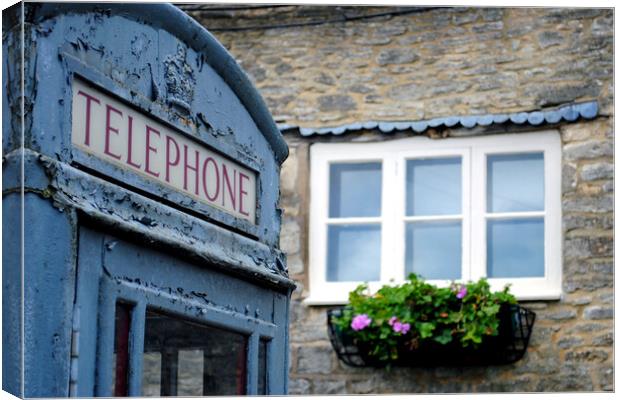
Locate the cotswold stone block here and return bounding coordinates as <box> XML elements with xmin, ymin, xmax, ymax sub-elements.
<box><xmin>591</xmin><ymin>261</ymin><xmax>613</xmax><ymax>274</ymax></box>
<box><xmin>472</xmin><ymin>21</ymin><xmax>503</xmax><ymax>33</ymax></box>
<box><xmin>557</xmin><ymin>336</ymin><xmax>584</xmax><ymax>349</ymax></box>
<box><xmin>538</xmin><ymin>31</ymin><xmax>565</xmax><ymax>48</ymax></box>
<box><xmin>290</xmin><ymin>324</ymin><xmax>328</xmax><ymax>342</ymax></box>
<box><xmin>592</xmin><ymin>332</ymin><xmax>613</xmax><ymax>346</ymax></box>
<box><xmin>566</xmin><ymin>323</ymin><xmax>608</xmax><ymax>334</ymax></box>
<box><xmin>562</xmin><ymin>195</ymin><xmax>613</xmax><ymax>213</ymax></box>
<box><xmin>354</xmin><ymin>36</ymin><xmax>392</xmax><ymax>46</ymax></box>
<box><xmin>568</xmin><ymin>296</ymin><xmax>592</xmax><ymax>305</ymax></box>
<box><xmin>387</xmin><ymin>83</ymin><xmax>423</xmax><ymax>101</ymax></box>
<box><xmin>287</xmin><ymin>254</ymin><xmax>304</xmax><ymax>276</ymax></box>
<box><xmin>564</xmin><ymin>236</ymin><xmax>613</xmax><ymax>259</ymax></box>
<box><xmin>584</xmin><ymin>306</ymin><xmax>613</xmax><ymax>320</ymax></box>
<box><xmin>535</xmin><ymin>82</ymin><xmax>600</xmax><ymax>107</ymax></box>
<box><xmin>564</xmin><ymin>274</ymin><xmax>613</xmax><ymax>292</ymax></box>
<box><xmin>313</xmin><ymin>380</ymin><xmax>347</xmax><ymax>394</ymax></box>
<box><xmin>377</xmin><ymin>49</ymin><xmax>419</xmax><ymax>65</ymax></box>
<box><xmin>315</xmin><ymin>72</ymin><xmax>335</xmax><ymax>86</ymax></box>
<box><xmin>541</xmin><ymin>309</ymin><xmax>577</xmax><ymax>321</ymax></box>
<box><xmin>476</xmin><ymin>377</ymin><xmax>533</xmax><ymax>393</ymax></box>
<box><xmin>563</xmin><ymin>213</ymin><xmax>613</xmax><ymax>231</ymax></box>
<box><xmin>535</xmin><ymin>368</ymin><xmax>594</xmax><ymax>391</ymax></box>
<box><xmin>317</xmin><ymin>95</ymin><xmax>356</xmax><ymax>112</ymax></box>
<box><xmin>297</xmin><ymin>346</ymin><xmax>333</xmax><ymax>374</ymax></box>
<box><xmin>349</xmin><ymin>378</ymin><xmax>376</xmax><ymax>394</ymax></box>
<box><xmin>565</xmin><ymin>349</ymin><xmax>609</xmax><ymax>363</ymax></box>
<box><xmin>280</xmin><ymin>148</ymin><xmax>298</xmax><ymax>195</ymax></box>
<box><xmin>348</xmin><ymin>84</ymin><xmax>374</xmax><ymax>94</ymax></box>
<box><xmin>275</xmin><ymin>62</ymin><xmax>292</xmax><ymax>74</ymax></box>
<box><xmin>452</xmin><ymin>9</ymin><xmax>479</xmax><ymax>25</ymax></box>
<box><xmin>280</xmin><ymin>219</ymin><xmax>301</xmax><ymax>254</ymax></box>
<box><xmin>599</xmin><ymin>368</ymin><xmax>614</xmax><ymax>391</ymax></box>
<box><xmin>581</xmin><ymin>162</ymin><xmax>614</xmax><ymax>181</ymax></box>
<box><xmin>562</xmin><ymin>163</ymin><xmax>577</xmax><ymax>192</ymax></box>
<box><xmin>563</xmin><ymin>140</ymin><xmax>613</xmax><ymax>161</ymax></box>
<box><xmin>481</xmin><ymin>8</ymin><xmax>503</xmax><ymax>21</ymax></box>
<box><xmin>289</xmin><ymin>379</ymin><xmax>311</xmax><ymax>395</ymax></box>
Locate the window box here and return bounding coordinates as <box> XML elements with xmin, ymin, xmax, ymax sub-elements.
<box><xmin>327</xmin><ymin>303</ymin><xmax>536</xmax><ymax>368</ymax></box>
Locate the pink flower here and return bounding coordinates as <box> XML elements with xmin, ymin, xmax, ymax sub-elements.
<box><xmin>351</xmin><ymin>314</ymin><xmax>372</xmax><ymax>331</ymax></box>
<box><xmin>392</xmin><ymin>321</ymin><xmax>411</xmax><ymax>335</ymax></box>
<box><xmin>456</xmin><ymin>286</ymin><xmax>468</xmax><ymax>299</ymax></box>
<box><xmin>388</xmin><ymin>316</ymin><xmax>398</xmax><ymax>326</ymax></box>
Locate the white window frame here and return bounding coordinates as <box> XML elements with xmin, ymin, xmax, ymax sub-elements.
<box><xmin>306</xmin><ymin>131</ymin><xmax>562</xmax><ymax>305</ymax></box>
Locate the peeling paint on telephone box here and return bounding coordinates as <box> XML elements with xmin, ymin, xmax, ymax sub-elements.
<box><xmin>2</xmin><ymin>3</ymin><xmax>293</xmax><ymax>397</ymax></box>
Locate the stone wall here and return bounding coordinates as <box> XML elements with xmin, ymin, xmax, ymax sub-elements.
<box><xmin>185</xmin><ymin>6</ymin><xmax>613</xmax><ymax>393</ymax></box>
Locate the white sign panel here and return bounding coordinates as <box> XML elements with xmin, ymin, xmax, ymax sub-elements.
<box><xmin>71</xmin><ymin>78</ymin><xmax>257</xmax><ymax>223</ymax></box>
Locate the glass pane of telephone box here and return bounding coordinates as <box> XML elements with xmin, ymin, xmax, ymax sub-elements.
<box><xmin>142</xmin><ymin>309</ymin><xmax>248</xmax><ymax>396</ymax></box>
<box><xmin>257</xmin><ymin>339</ymin><xmax>268</xmax><ymax>395</ymax></box>
<box><xmin>112</xmin><ymin>302</ymin><xmax>133</xmax><ymax>397</ymax></box>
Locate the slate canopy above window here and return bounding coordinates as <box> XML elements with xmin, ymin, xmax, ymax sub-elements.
<box><xmin>307</xmin><ymin>131</ymin><xmax>562</xmax><ymax>304</ymax></box>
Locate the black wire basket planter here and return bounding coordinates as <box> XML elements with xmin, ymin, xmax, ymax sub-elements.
<box><xmin>327</xmin><ymin>304</ymin><xmax>536</xmax><ymax>368</ymax></box>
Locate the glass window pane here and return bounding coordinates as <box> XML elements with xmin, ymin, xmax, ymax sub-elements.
<box><xmin>487</xmin><ymin>218</ymin><xmax>544</xmax><ymax>278</ymax></box>
<box><xmin>142</xmin><ymin>309</ymin><xmax>248</xmax><ymax>396</ymax></box>
<box><xmin>177</xmin><ymin>350</ymin><xmax>204</xmax><ymax>396</ymax></box>
<box><xmin>257</xmin><ymin>340</ymin><xmax>268</xmax><ymax>395</ymax></box>
<box><xmin>487</xmin><ymin>153</ymin><xmax>544</xmax><ymax>212</ymax></box>
<box><xmin>329</xmin><ymin>162</ymin><xmax>382</xmax><ymax>218</ymax></box>
<box><xmin>405</xmin><ymin>221</ymin><xmax>462</xmax><ymax>280</ymax></box>
<box><xmin>142</xmin><ymin>352</ymin><xmax>162</xmax><ymax>397</ymax></box>
<box><xmin>406</xmin><ymin>158</ymin><xmax>462</xmax><ymax>216</ymax></box>
<box><xmin>327</xmin><ymin>224</ymin><xmax>381</xmax><ymax>282</ymax></box>
<box><xmin>112</xmin><ymin>302</ymin><xmax>132</xmax><ymax>397</ymax></box>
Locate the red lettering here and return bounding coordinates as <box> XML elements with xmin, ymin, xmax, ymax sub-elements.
<box><xmin>222</xmin><ymin>164</ymin><xmax>237</xmax><ymax>210</ymax></box>
<box><xmin>145</xmin><ymin>125</ymin><xmax>160</xmax><ymax>177</ymax></box>
<box><xmin>238</xmin><ymin>172</ymin><xmax>250</xmax><ymax>216</ymax></box>
<box><xmin>183</xmin><ymin>145</ymin><xmax>200</xmax><ymax>195</ymax></box>
<box><xmin>165</xmin><ymin>136</ymin><xmax>180</xmax><ymax>183</ymax></box>
<box><xmin>77</xmin><ymin>90</ymin><xmax>101</xmax><ymax>147</ymax></box>
<box><xmin>104</xmin><ymin>104</ymin><xmax>122</xmax><ymax>160</ymax></box>
<box><xmin>126</xmin><ymin>115</ymin><xmax>141</xmax><ymax>169</ymax></box>
<box><xmin>202</xmin><ymin>157</ymin><xmax>220</xmax><ymax>202</ymax></box>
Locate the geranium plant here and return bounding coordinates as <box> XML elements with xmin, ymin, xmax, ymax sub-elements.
<box><xmin>331</xmin><ymin>274</ymin><xmax>518</xmax><ymax>363</ymax></box>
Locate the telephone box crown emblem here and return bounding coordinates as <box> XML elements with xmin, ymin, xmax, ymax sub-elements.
<box><xmin>164</xmin><ymin>44</ymin><xmax>195</xmax><ymax>113</ymax></box>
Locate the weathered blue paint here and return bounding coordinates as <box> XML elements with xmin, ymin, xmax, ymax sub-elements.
<box><xmin>3</xmin><ymin>2</ymin><xmax>292</xmax><ymax>397</ymax></box>
<box><xmin>2</xmin><ymin>194</ymin><xmax>23</xmax><ymax>397</ymax></box>
<box><xmin>23</xmin><ymin>194</ymin><xmax>78</xmax><ymax>397</ymax></box>
<box><xmin>283</xmin><ymin>100</ymin><xmax>599</xmax><ymax>136</ymax></box>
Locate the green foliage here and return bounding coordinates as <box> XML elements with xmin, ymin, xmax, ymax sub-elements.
<box><xmin>332</xmin><ymin>274</ymin><xmax>517</xmax><ymax>362</ymax></box>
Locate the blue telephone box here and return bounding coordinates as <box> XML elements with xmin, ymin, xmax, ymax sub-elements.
<box><xmin>3</xmin><ymin>3</ymin><xmax>293</xmax><ymax>397</ymax></box>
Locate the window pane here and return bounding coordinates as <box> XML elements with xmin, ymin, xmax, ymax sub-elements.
<box><xmin>487</xmin><ymin>218</ymin><xmax>544</xmax><ymax>278</ymax></box>
<box><xmin>142</xmin><ymin>309</ymin><xmax>248</xmax><ymax>396</ymax></box>
<box><xmin>177</xmin><ymin>350</ymin><xmax>204</xmax><ymax>396</ymax></box>
<box><xmin>405</xmin><ymin>221</ymin><xmax>461</xmax><ymax>280</ymax></box>
<box><xmin>487</xmin><ymin>153</ymin><xmax>544</xmax><ymax>212</ymax></box>
<box><xmin>142</xmin><ymin>352</ymin><xmax>162</xmax><ymax>397</ymax></box>
<box><xmin>112</xmin><ymin>302</ymin><xmax>132</xmax><ymax>397</ymax></box>
<box><xmin>406</xmin><ymin>158</ymin><xmax>462</xmax><ymax>216</ymax></box>
<box><xmin>257</xmin><ymin>340</ymin><xmax>268</xmax><ymax>395</ymax></box>
<box><xmin>329</xmin><ymin>162</ymin><xmax>382</xmax><ymax>218</ymax></box>
<box><xmin>327</xmin><ymin>224</ymin><xmax>381</xmax><ymax>282</ymax></box>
